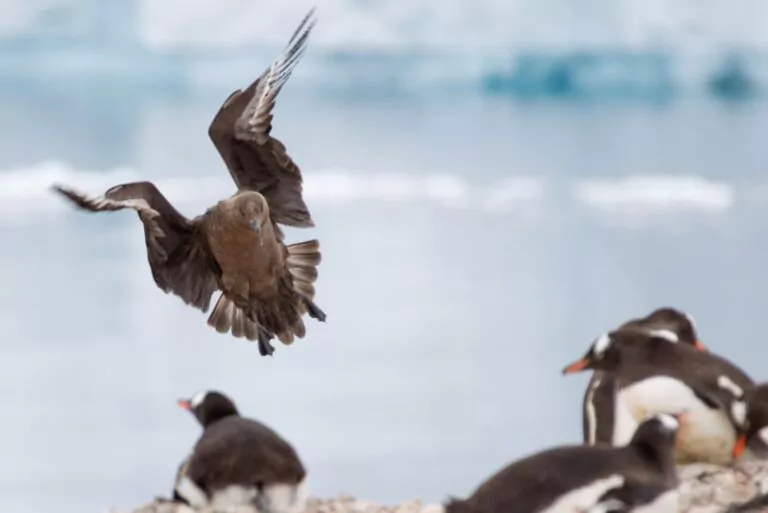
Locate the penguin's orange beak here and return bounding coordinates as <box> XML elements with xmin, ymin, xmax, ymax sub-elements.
<box><xmin>694</xmin><ymin>340</ymin><xmax>708</xmax><ymax>351</ymax></box>
<box><xmin>562</xmin><ymin>358</ymin><xmax>591</xmax><ymax>374</ymax></box>
<box><xmin>177</xmin><ymin>399</ymin><xmax>192</xmax><ymax>410</ymax></box>
<box><xmin>733</xmin><ymin>433</ymin><xmax>748</xmax><ymax>459</ymax></box>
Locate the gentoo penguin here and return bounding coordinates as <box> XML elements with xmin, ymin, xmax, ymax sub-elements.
<box><xmin>444</xmin><ymin>414</ymin><xmax>682</xmax><ymax>513</ymax></box>
<box><xmin>563</xmin><ymin>329</ymin><xmax>754</xmax><ymax>465</ymax></box>
<box><xmin>173</xmin><ymin>390</ymin><xmax>308</xmax><ymax>513</ymax></box>
<box><xmin>582</xmin><ymin>307</ymin><xmax>707</xmax><ymax>446</ymax></box>
<box><xmin>732</xmin><ymin>382</ymin><xmax>768</xmax><ymax>461</ymax></box>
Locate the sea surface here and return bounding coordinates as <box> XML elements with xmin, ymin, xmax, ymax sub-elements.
<box><xmin>3</xmin><ymin>1</ymin><xmax>768</xmax><ymax>512</ymax></box>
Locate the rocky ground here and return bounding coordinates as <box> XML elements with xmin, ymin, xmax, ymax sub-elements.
<box><xmin>111</xmin><ymin>462</ymin><xmax>768</xmax><ymax>513</ymax></box>
<box><xmin>677</xmin><ymin>462</ymin><xmax>768</xmax><ymax>513</ymax></box>
<box><xmin>113</xmin><ymin>496</ymin><xmax>445</xmax><ymax>513</ymax></box>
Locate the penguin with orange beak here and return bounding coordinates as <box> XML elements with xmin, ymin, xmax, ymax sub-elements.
<box><xmin>563</xmin><ymin>329</ymin><xmax>754</xmax><ymax>465</ymax></box>
<box><xmin>580</xmin><ymin>307</ymin><xmax>710</xmax><ymax>448</ymax></box>
<box><xmin>730</xmin><ymin>383</ymin><xmax>768</xmax><ymax>461</ymax></box>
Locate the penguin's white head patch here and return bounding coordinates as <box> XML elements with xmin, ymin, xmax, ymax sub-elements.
<box><xmin>593</xmin><ymin>333</ymin><xmax>612</xmax><ymax>359</ymax></box>
<box><xmin>731</xmin><ymin>400</ymin><xmax>748</xmax><ymax>428</ymax></box>
<box><xmin>656</xmin><ymin>413</ymin><xmax>680</xmax><ymax>431</ymax></box>
<box><xmin>717</xmin><ymin>375</ymin><xmax>745</xmax><ymax>399</ymax></box>
<box><xmin>190</xmin><ymin>390</ymin><xmax>209</xmax><ymax>409</ymax></box>
<box><xmin>758</xmin><ymin>427</ymin><xmax>768</xmax><ymax>447</ymax></box>
<box><xmin>646</xmin><ymin>329</ymin><xmax>679</xmax><ymax>343</ymax></box>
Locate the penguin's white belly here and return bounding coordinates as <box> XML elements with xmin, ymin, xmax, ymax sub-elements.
<box><xmin>618</xmin><ymin>376</ymin><xmax>736</xmax><ymax>464</ymax></box>
<box><xmin>176</xmin><ymin>475</ymin><xmax>309</xmax><ymax>513</ymax></box>
<box><xmin>584</xmin><ymin>375</ymin><xmax>639</xmax><ymax>447</ymax></box>
<box><xmin>539</xmin><ymin>475</ymin><xmax>625</xmax><ymax>513</ymax></box>
<box><xmin>611</xmin><ymin>392</ymin><xmax>639</xmax><ymax>447</ymax></box>
<box><xmin>258</xmin><ymin>478</ymin><xmax>309</xmax><ymax>513</ymax></box>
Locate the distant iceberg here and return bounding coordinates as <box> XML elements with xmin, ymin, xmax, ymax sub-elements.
<box><xmin>0</xmin><ymin>0</ymin><xmax>765</xmax><ymax>100</ymax></box>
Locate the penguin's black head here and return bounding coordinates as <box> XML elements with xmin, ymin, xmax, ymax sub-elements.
<box><xmin>629</xmin><ymin>412</ymin><xmax>685</xmax><ymax>462</ymax></box>
<box><xmin>178</xmin><ymin>390</ymin><xmax>239</xmax><ymax>427</ymax></box>
<box><xmin>561</xmin><ymin>332</ymin><xmax>622</xmax><ymax>375</ymax></box>
<box><xmin>633</xmin><ymin>412</ymin><xmax>684</xmax><ymax>443</ymax></box>
<box><xmin>733</xmin><ymin>383</ymin><xmax>768</xmax><ymax>460</ymax></box>
<box><xmin>561</xmin><ymin>329</ymin><xmax>678</xmax><ymax>375</ymax></box>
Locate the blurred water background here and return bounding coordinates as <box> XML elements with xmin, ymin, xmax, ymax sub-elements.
<box><xmin>2</xmin><ymin>1</ymin><xmax>768</xmax><ymax>512</ymax></box>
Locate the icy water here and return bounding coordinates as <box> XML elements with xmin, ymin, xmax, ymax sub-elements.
<box><xmin>2</xmin><ymin>86</ymin><xmax>768</xmax><ymax>513</ymax></box>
